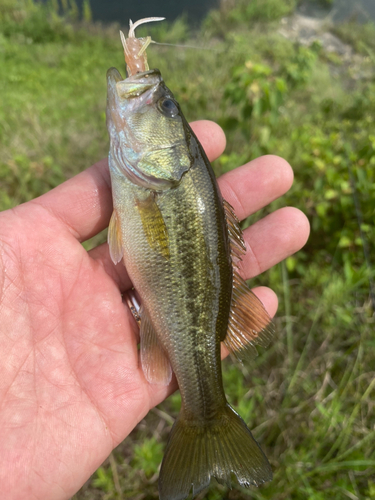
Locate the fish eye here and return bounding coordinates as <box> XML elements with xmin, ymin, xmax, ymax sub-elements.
<box><xmin>158</xmin><ymin>97</ymin><xmax>179</xmax><ymax>118</ymax></box>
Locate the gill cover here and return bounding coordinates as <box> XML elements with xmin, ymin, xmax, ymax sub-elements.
<box><xmin>106</xmin><ymin>68</ymin><xmax>190</xmax><ymax>190</ymax></box>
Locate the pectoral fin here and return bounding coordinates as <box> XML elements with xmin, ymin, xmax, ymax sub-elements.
<box><xmin>140</xmin><ymin>309</ymin><xmax>172</xmax><ymax>386</ymax></box>
<box><xmin>108</xmin><ymin>209</ymin><xmax>124</xmax><ymax>265</ymax></box>
<box><xmin>136</xmin><ymin>193</ymin><xmax>170</xmax><ymax>260</ymax></box>
<box><xmin>223</xmin><ymin>199</ymin><xmax>275</xmax><ymax>361</ymax></box>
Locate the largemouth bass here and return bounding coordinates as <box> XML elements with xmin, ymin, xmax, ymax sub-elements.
<box><xmin>106</xmin><ymin>18</ymin><xmax>275</xmax><ymax>500</ymax></box>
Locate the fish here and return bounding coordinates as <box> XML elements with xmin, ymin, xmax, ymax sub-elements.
<box><xmin>106</xmin><ymin>18</ymin><xmax>275</xmax><ymax>500</ymax></box>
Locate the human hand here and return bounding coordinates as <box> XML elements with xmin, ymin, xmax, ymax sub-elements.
<box><xmin>0</xmin><ymin>121</ymin><xmax>309</xmax><ymax>500</ymax></box>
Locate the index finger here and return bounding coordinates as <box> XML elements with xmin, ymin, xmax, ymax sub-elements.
<box><xmin>218</xmin><ymin>154</ymin><xmax>294</xmax><ymax>221</ymax></box>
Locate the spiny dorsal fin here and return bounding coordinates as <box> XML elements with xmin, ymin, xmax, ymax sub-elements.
<box><xmin>223</xmin><ymin>200</ymin><xmax>275</xmax><ymax>362</ymax></box>
<box><xmin>223</xmin><ymin>199</ymin><xmax>246</xmax><ymax>264</ymax></box>
<box><xmin>140</xmin><ymin>309</ymin><xmax>172</xmax><ymax>385</ymax></box>
<box><xmin>108</xmin><ymin>209</ymin><xmax>124</xmax><ymax>265</ymax></box>
<box><xmin>136</xmin><ymin>193</ymin><xmax>170</xmax><ymax>260</ymax></box>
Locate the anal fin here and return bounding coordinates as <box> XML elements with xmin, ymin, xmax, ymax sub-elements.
<box><xmin>140</xmin><ymin>309</ymin><xmax>172</xmax><ymax>386</ymax></box>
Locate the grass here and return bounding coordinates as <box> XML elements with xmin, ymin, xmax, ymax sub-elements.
<box><xmin>1</xmin><ymin>0</ymin><xmax>374</xmax><ymax>499</ymax></box>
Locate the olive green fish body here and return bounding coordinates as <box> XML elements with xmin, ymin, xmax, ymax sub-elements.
<box><xmin>107</xmin><ymin>67</ymin><xmax>274</xmax><ymax>500</ymax></box>
<box><xmin>112</xmin><ymin>129</ymin><xmax>231</xmax><ymax>419</ymax></box>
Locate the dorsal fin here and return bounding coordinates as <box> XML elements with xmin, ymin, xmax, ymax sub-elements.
<box><xmin>223</xmin><ymin>200</ymin><xmax>275</xmax><ymax>362</ymax></box>
<box><xmin>223</xmin><ymin>199</ymin><xmax>246</xmax><ymax>264</ymax></box>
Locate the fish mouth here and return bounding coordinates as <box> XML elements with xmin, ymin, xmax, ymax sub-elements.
<box><xmin>106</xmin><ymin>68</ymin><xmax>163</xmax><ymax>101</ymax></box>
<box><xmin>126</xmin><ymin>68</ymin><xmax>161</xmax><ymax>80</ymax></box>
<box><xmin>107</xmin><ymin>67</ymin><xmax>161</xmax><ymax>82</ymax></box>
<box><xmin>115</xmin><ymin>69</ymin><xmax>163</xmax><ymax>99</ymax></box>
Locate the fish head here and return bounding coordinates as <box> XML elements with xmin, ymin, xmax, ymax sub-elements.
<box><xmin>106</xmin><ymin>68</ymin><xmax>191</xmax><ymax>190</ymax></box>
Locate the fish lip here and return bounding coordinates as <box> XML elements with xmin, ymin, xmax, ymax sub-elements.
<box><xmin>107</xmin><ymin>68</ymin><xmax>163</xmax><ymax>101</ymax></box>
<box><xmin>106</xmin><ymin>68</ymin><xmax>162</xmax><ymax>83</ymax></box>
<box><xmin>125</xmin><ymin>68</ymin><xmax>162</xmax><ymax>81</ymax></box>
<box><xmin>120</xmin><ymin>69</ymin><xmax>163</xmax><ymax>91</ymax></box>
<box><xmin>115</xmin><ymin>68</ymin><xmax>163</xmax><ymax>101</ymax></box>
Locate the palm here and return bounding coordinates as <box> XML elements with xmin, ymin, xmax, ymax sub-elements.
<box><xmin>0</xmin><ymin>121</ymin><xmax>309</xmax><ymax>500</ymax></box>
<box><xmin>1</xmin><ymin>200</ymin><xmax>174</xmax><ymax>499</ymax></box>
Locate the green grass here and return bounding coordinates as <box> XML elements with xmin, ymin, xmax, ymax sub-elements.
<box><xmin>332</xmin><ymin>21</ymin><xmax>375</xmax><ymax>56</ymax></box>
<box><xmin>1</xmin><ymin>0</ymin><xmax>375</xmax><ymax>498</ymax></box>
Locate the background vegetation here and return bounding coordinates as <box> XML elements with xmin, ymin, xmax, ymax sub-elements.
<box><xmin>0</xmin><ymin>0</ymin><xmax>374</xmax><ymax>498</ymax></box>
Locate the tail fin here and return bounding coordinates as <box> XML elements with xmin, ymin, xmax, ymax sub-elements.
<box><xmin>159</xmin><ymin>404</ymin><xmax>272</xmax><ymax>500</ymax></box>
